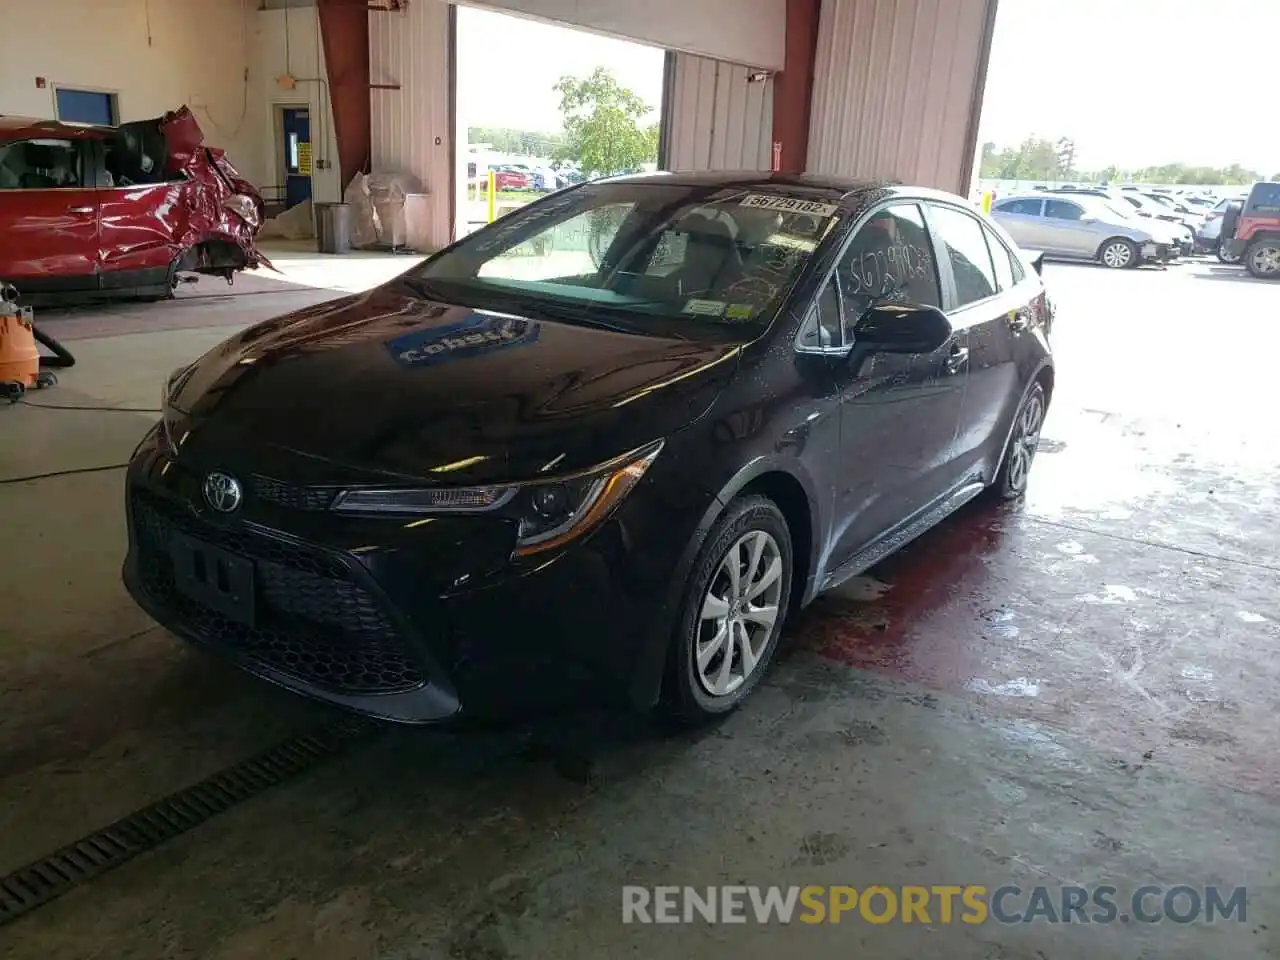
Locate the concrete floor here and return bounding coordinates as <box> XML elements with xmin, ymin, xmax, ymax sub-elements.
<box><xmin>1</xmin><ymin>254</ymin><xmax>1278</xmax><ymax>958</ymax></box>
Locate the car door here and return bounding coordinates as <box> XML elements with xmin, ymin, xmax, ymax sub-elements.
<box><xmin>927</xmin><ymin>204</ymin><xmax>1028</xmax><ymax>479</ymax></box>
<box><xmin>1040</xmin><ymin>198</ymin><xmax>1097</xmax><ymax>256</ymax></box>
<box><xmin>0</xmin><ymin>136</ymin><xmax>99</xmax><ymax>293</ymax></box>
<box><xmin>96</xmin><ymin>118</ymin><xmax>190</xmax><ymax>291</ymax></box>
<box><xmin>991</xmin><ymin>197</ymin><xmax>1047</xmax><ymax>250</ymax></box>
<box><xmin>817</xmin><ymin>201</ymin><xmax>968</xmax><ymax>568</ymax></box>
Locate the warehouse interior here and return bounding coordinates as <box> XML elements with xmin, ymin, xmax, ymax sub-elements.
<box><xmin>2</xmin><ymin>1</ymin><xmax>1278</xmax><ymax>957</ymax></box>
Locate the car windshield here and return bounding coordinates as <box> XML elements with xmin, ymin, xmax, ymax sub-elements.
<box><xmin>409</xmin><ymin>181</ymin><xmax>842</xmax><ymax>341</ymax></box>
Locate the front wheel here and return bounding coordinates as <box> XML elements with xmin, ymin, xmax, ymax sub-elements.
<box><xmin>663</xmin><ymin>495</ymin><xmax>793</xmax><ymax>724</ymax></box>
<box><xmin>989</xmin><ymin>382</ymin><xmax>1047</xmax><ymax>501</ymax></box>
<box><xmin>1099</xmin><ymin>238</ymin><xmax>1138</xmax><ymax>269</ymax></box>
<box><xmin>1245</xmin><ymin>239</ymin><xmax>1280</xmax><ymax>279</ymax></box>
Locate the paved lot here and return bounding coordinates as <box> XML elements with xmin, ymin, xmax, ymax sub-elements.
<box><xmin>1</xmin><ymin>256</ymin><xmax>1277</xmax><ymax>958</ymax></box>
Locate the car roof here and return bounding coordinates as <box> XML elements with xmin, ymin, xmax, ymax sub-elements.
<box><xmin>0</xmin><ymin>115</ymin><xmax>111</xmax><ymax>141</ymax></box>
<box><xmin>595</xmin><ymin>170</ymin><xmax>969</xmax><ymax>209</ymax></box>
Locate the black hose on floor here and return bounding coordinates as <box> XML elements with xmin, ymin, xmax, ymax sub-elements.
<box><xmin>32</xmin><ymin>325</ymin><xmax>76</xmax><ymax>368</ymax></box>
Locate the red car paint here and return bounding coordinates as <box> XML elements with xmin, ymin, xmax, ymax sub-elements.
<box><xmin>480</xmin><ymin>170</ymin><xmax>531</xmax><ymax>191</ymax></box>
<box><xmin>0</xmin><ymin>106</ymin><xmax>268</xmax><ymax>303</ymax></box>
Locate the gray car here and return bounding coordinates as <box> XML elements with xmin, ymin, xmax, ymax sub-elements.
<box><xmin>991</xmin><ymin>194</ymin><xmax>1179</xmax><ymax>269</ymax></box>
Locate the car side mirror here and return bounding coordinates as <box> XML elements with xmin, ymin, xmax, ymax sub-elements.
<box><xmin>851</xmin><ymin>303</ymin><xmax>953</xmax><ymax>355</ymax></box>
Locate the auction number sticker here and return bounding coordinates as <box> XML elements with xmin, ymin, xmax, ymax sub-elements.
<box><xmin>740</xmin><ymin>194</ymin><xmax>839</xmax><ymax>217</ymax></box>
<box><xmin>682</xmin><ymin>299</ymin><xmax>727</xmax><ymax>317</ymax></box>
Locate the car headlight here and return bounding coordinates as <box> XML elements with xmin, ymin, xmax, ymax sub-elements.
<box><xmin>331</xmin><ymin>441</ymin><xmax>663</xmax><ymax>558</ymax></box>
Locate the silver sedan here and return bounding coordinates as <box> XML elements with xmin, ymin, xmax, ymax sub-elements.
<box><xmin>991</xmin><ymin>194</ymin><xmax>1179</xmax><ymax>268</ymax></box>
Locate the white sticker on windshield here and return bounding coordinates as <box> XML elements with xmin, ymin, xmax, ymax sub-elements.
<box><xmin>740</xmin><ymin>194</ymin><xmax>839</xmax><ymax>217</ymax></box>
<box><xmin>682</xmin><ymin>298</ymin><xmax>726</xmax><ymax>317</ymax></box>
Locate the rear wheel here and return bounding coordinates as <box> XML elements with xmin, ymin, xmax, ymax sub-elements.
<box><xmin>1098</xmin><ymin>238</ymin><xmax>1138</xmax><ymax>269</ymax></box>
<box><xmin>1218</xmin><ymin>240</ymin><xmax>1243</xmax><ymax>264</ymax></box>
<box><xmin>989</xmin><ymin>383</ymin><xmax>1046</xmax><ymax>501</ymax></box>
<box><xmin>663</xmin><ymin>495</ymin><xmax>793</xmax><ymax>725</ymax></box>
<box><xmin>1245</xmin><ymin>239</ymin><xmax>1280</xmax><ymax>279</ymax></box>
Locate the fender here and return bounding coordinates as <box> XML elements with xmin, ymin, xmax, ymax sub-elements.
<box><xmin>990</xmin><ymin>357</ymin><xmax>1055</xmax><ymax>480</ymax></box>
<box><xmin>626</xmin><ymin>454</ymin><xmax>826</xmax><ymax>710</ymax></box>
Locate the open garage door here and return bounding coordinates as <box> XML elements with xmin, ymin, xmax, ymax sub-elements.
<box><xmin>807</xmin><ymin>0</ymin><xmax>998</xmax><ymax>194</ymax></box>
<box><xmin>457</xmin><ymin>0</ymin><xmax>785</xmax><ymax>70</ymax></box>
<box><xmin>660</xmin><ymin>54</ymin><xmax>774</xmax><ymax>171</ymax></box>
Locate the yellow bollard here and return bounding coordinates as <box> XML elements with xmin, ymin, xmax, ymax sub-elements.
<box><xmin>981</xmin><ymin>190</ymin><xmax>993</xmax><ymax>215</ymax></box>
<box><xmin>487</xmin><ymin>170</ymin><xmax>496</xmax><ymax>223</ymax></box>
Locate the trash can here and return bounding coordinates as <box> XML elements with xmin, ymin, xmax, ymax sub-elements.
<box><xmin>315</xmin><ymin>202</ymin><xmax>352</xmax><ymax>255</ymax></box>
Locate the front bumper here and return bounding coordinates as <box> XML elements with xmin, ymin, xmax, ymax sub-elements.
<box><xmin>1140</xmin><ymin>241</ymin><xmax>1174</xmax><ymax>262</ymax></box>
<box><xmin>121</xmin><ymin>425</ymin><xmax>706</xmax><ymax>723</ymax></box>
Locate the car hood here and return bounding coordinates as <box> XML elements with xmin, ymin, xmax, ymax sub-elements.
<box><xmin>166</xmin><ymin>283</ymin><xmax>741</xmax><ymax>485</ymax></box>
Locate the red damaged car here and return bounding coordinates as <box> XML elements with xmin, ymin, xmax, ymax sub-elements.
<box><xmin>0</xmin><ymin>106</ymin><xmax>267</xmax><ymax>304</ymax></box>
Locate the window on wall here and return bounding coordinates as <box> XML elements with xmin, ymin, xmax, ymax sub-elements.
<box><xmin>54</xmin><ymin>89</ymin><xmax>118</xmax><ymax>126</ymax></box>
<box><xmin>0</xmin><ymin>139</ymin><xmax>84</xmax><ymax>190</ymax></box>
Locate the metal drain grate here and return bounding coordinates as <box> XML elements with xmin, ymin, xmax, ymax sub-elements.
<box><xmin>0</xmin><ymin>714</ymin><xmax>381</xmax><ymax>927</ymax></box>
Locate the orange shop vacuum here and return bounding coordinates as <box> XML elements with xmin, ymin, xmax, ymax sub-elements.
<box><xmin>0</xmin><ymin>282</ymin><xmax>74</xmax><ymax>402</ymax></box>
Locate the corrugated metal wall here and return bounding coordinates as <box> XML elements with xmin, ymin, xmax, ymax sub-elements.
<box><xmin>368</xmin><ymin>1</ymin><xmax>454</xmax><ymax>250</ymax></box>
<box><xmin>663</xmin><ymin>53</ymin><xmax>774</xmax><ymax>171</ymax></box>
<box><xmin>806</xmin><ymin>0</ymin><xmax>996</xmax><ymax>194</ymax></box>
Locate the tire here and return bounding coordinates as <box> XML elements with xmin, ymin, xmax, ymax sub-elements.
<box><xmin>1245</xmin><ymin>239</ymin><xmax>1280</xmax><ymax>280</ymax></box>
<box><xmin>1217</xmin><ymin>240</ymin><xmax>1243</xmax><ymax>264</ymax></box>
<box><xmin>1098</xmin><ymin>238</ymin><xmax>1138</xmax><ymax>269</ymax></box>
<box><xmin>989</xmin><ymin>382</ymin><xmax>1047</xmax><ymax>501</ymax></box>
<box><xmin>662</xmin><ymin>495</ymin><xmax>793</xmax><ymax>725</ymax></box>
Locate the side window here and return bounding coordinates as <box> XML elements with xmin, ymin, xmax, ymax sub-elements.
<box><xmin>1044</xmin><ymin>199</ymin><xmax>1084</xmax><ymax>221</ymax></box>
<box><xmin>0</xmin><ymin>139</ymin><xmax>83</xmax><ymax>190</ymax></box>
<box><xmin>929</xmin><ymin>205</ymin><xmax>999</xmax><ymax>307</ymax></box>
<box><xmin>797</xmin><ymin>278</ymin><xmax>841</xmax><ymax>351</ymax></box>
<box><xmin>1248</xmin><ymin>183</ymin><xmax>1280</xmax><ymax>214</ymax></box>
<box><xmin>984</xmin><ymin>226</ymin><xmax>1016</xmax><ymax>292</ymax></box>
<box><xmin>836</xmin><ymin>203</ymin><xmax>941</xmax><ymax>342</ymax></box>
<box><xmin>996</xmin><ymin>198</ymin><xmax>1043</xmax><ymax>216</ymax></box>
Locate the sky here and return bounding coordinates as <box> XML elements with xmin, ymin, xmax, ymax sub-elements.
<box><xmin>978</xmin><ymin>0</ymin><xmax>1280</xmax><ymax>173</ymax></box>
<box><xmin>457</xmin><ymin>0</ymin><xmax>1280</xmax><ymax>175</ymax></box>
<box><xmin>456</xmin><ymin>6</ymin><xmax>665</xmax><ymax>135</ymax></box>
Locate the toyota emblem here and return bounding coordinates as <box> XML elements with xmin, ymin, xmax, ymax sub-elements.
<box><xmin>202</xmin><ymin>471</ymin><xmax>243</xmax><ymax>513</ymax></box>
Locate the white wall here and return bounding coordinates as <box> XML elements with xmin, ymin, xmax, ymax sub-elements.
<box><xmin>807</xmin><ymin>0</ymin><xmax>997</xmax><ymax>194</ymax></box>
<box><xmin>663</xmin><ymin>54</ymin><xmax>774</xmax><ymax>171</ymax></box>
<box><xmin>370</xmin><ymin>0</ymin><xmax>454</xmax><ymax>250</ymax></box>
<box><xmin>250</xmin><ymin>6</ymin><xmax>342</xmax><ymax>203</ymax></box>
<box><xmin>0</xmin><ymin>0</ymin><xmax>260</xmax><ymax>179</ymax></box>
<box><xmin>456</xmin><ymin>0</ymin><xmax>786</xmax><ymax>70</ymax></box>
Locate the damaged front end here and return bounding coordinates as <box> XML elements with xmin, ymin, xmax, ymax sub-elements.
<box><xmin>107</xmin><ymin>106</ymin><xmax>272</xmax><ymax>285</ymax></box>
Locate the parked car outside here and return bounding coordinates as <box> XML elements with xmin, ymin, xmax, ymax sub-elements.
<box><xmin>0</xmin><ymin>106</ymin><xmax>267</xmax><ymax>305</ymax></box>
<box><xmin>1196</xmin><ymin>194</ymin><xmax>1247</xmax><ymax>247</ymax></box>
<box><xmin>1106</xmin><ymin>191</ymin><xmax>1198</xmax><ymax>252</ymax></box>
<box><xmin>479</xmin><ymin>168</ymin><xmax>530</xmax><ymax>191</ymax></box>
<box><xmin>125</xmin><ymin>173</ymin><xmax>1055</xmax><ymax>724</ymax></box>
<box><xmin>1043</xmin><ymin>187</ymin><xmax>1194</xmax><ymax>255</ymax></box>
<box><xmin>1225</xmin><ymin>181</ymin><xmax>1280</xmax><ymax>279</ymax></box>
<box><xmin>992</xmin><ymin>193</ymin><xmax>1179</xmax><ymax>267</ymax></box>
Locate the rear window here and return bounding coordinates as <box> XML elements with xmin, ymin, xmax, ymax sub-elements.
<box><xmin>1246</xmin><ymin>183</ymin><xmax>1280</xmax><ymax>215</ymax></box>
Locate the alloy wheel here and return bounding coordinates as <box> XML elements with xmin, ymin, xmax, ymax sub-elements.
<box><xmin>695</xmin><ymin>530</ymin><xmax>784</xmax><ymax>698</ymax></box>
<box><xmin>1101</xmin><ymin>241</ymin><xmax>1133</xmax><ymax>269</ymax></box>
<box><xmin>1248</xmin><ymin>243</ymin><xmax>1280</xmax><ymax>277</ymax></box>
<box><xmin>1006</xmin><ymin>391</ymin><xmax>1044</xmax><ymax>493</ymax></box>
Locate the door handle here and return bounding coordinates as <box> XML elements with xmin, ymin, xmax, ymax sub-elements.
<box><xmin>67</xmin><ymin>206</ymin><xmax>95</xmax><ymax>215</ymax></box>
<box><xmin>944</xmin><ymin>345</ymin><xmax>969</xmax><ymax>374</ymax></box>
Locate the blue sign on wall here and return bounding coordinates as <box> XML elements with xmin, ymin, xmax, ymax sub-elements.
<box><xmin>55</xmin><ymin>89</ymin><xmax>115</xmax><ymax>126</ymax></box>
<box><xmin>384</xmin><ymin>313</ymin><xmax>540</xmax><ymax>368</ymax></box>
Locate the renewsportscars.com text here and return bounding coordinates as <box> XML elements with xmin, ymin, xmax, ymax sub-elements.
<box><xmin>622</xmin><ymin>884</ymin><xmax>1247</xmax><ymax>925</ymax></box>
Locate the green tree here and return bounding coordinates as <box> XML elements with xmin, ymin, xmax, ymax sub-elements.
<box><xmin>467</xmin><ymin>126</ymin><xmax>565</xmax><ymax>156</ymax></box>
<box><xmin>553</xmin><ymin>67</ymin><xmax>658</xmax><ymax>177</ymax></box>
<box><xmin>1054</xmin><ymin>137</ymin><xmax>1077</xmax><ymax>180</ymax></box>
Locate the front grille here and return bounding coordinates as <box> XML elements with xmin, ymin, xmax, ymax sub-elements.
<box><xmin>132</xmin><ymin>491</ymin><xmax>425</xmax><ymax>695</ymax></box>
<box><xmin>251</xmin><ymin>475</ymin><xmax>336</xmax><ymax>512</ymax></box>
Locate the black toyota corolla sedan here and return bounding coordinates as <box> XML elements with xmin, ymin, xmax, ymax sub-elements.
<box><xmin>123</xmin><ymin>172</ymin><xmax>1055</xmax><ymax>725</ymax></box>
